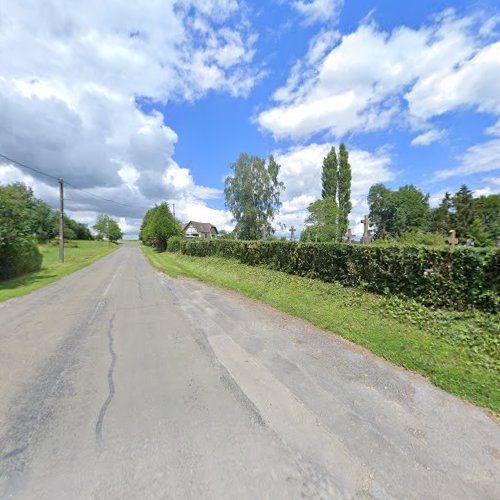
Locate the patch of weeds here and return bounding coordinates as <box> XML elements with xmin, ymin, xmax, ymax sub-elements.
<box><xmin>380</xmin><ymin>296</ymin><xmax>500</xmax><ymax>371</ymax></box>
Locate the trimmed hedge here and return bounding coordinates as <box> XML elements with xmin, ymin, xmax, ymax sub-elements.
<box><xmin>168</xmin><ymin>237</ymin><xmax>499</xmax><ymax>312</ymax></box>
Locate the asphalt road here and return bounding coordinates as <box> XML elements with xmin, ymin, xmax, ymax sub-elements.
<box><xmin>0</xmin><ymin>244</ymin><xmax>499</xmax><ymax>499</ymax></box>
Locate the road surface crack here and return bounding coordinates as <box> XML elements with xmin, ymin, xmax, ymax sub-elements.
<box><xmin>95</xmin><ymin>314</ymin><xmax>116</xmax><ymax>441</ymax></box>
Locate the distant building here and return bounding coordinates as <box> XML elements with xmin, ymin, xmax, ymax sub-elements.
<box><xmin>183</xmin><ymin>221</ymin><xmax>218</xmax><ymax>239</ymax></box>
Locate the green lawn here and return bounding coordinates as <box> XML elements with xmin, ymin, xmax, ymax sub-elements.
<box><xmin>143</xmin><ymin>246</ymin><xmax>500</xmax><ymax>413</ymax></box>
<box><xmin>0</xmin><ymin>241</ymin><xmax>119</xmax><ymax>302</ymax></box>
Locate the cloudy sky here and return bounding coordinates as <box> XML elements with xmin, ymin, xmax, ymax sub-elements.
<box><xmin>1</xmin><ymin>0</ymin><xmax>499</xmax><ymax>238</ymax></box>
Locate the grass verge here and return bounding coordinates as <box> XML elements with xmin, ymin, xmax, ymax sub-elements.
<box><xmin>143</xmin><ymin>246</ymin><xmax>500</xmax><ymax>413</ymax></box>
<box><xmin>0</xmin><ymin>240</ymin><xmax>119</xmax><ymax>301</ymax></box>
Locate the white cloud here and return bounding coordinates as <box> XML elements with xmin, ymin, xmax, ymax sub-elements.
<box><xmin>486</xmin><ymin>119</ymin><xmax>500</xmax><ymax>137</ymax></box>
<box><xmin>0</xmin><ymin>0</ymin><xmax>258</xmax><ymax>236</ymax></box>
<box><xmin>407</xmin><ymin>41</ymin><xmax>500</xmax><ymax>120</ymax></box>
<box><xmin>436</xmin><ymin>139</ymin><xmax>500</xmax><ymax>179</ymax></box>
<box><xmin>411</xmin><ymin>129</ymin><xmax>445</xmax><ymax>146</ymax></box>
<box><xmin>258</xmin><ymin>12</ymin><xmax>500</xmax><ymax>141</ymax></box>
<box><xmin>274</xmin><ymin>143</ymin><xmax>394</xmax><ymax>237</ymax></box>
<box><xmin>291</xmin><ymin>0</ymin><xmax>344</xmax><ymax>25</ymax></box>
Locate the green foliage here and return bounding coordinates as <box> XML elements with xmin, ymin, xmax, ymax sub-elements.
<box><xmin>337</xmin><ymin>144</ymin><xmax>352</xmax><ymax>239</ymax></box>
<box><xmin>473</xmin><ymin>194</ymin><xmax>499</xmax><ymax>244</ymax></box>
<box><xmin>381</xmin><ymin>296</ymin><xmax>499</xmax><ymax>371</ymax></box>
<box><xmin>303</xmin><ymin>198</ymin><xmax>339</xmax><ymax>242</ymax></box>
<box><xmin>224</xmin><ymin>153</ymin><xmax>284</xmax><ymax>240</ymax></box>
<box><xmin>217</xmin><ymin>229</ymin><xmax>234</xmax><ymax>239</ymax></box>
<box><xmin>429</xmin><ymin>192</ymin><xmax>453</xmax><ymax>235</ymax></box>
<box><xmin>372</xmin><ymin>231</ymin><xmax>446</xmax><ymax>247</ymax></box>
<box><xmin>0</xmin><ymin>183</ymin><xmax>43</xmax><ymax>279</ymax></box>
<box><xmin>369</xmin><ymin>184</ymin><xmax>430</xmax><ymax>239</ymax></box>
<box><xmin>321</xmin><ymin>147</ymin><xmax>338</xmax><ymax>200</ymax></box>
<box><xmin>428</xmin><ymin>188</ymin><xmax>499</xmax><ymax>246</ymax></box>
<box><xmin>452</xmin><ymin>185</ymin><xmax>475</xmax><ymax>240</ymax></box>
<box><xmin>168</xmin><ymin>238</ymin><xmax>499</xmax><ymax>312</ymax></box>
<box><xmin>319</xmin><ymin>144</ymin><xmax>352</xmax><ymax>240</ymax></box>
<box><xmin>140</xmin><ymin>203</ymin><xmax>182</xmax><ymax>251</ymax></box>
<box><xmin>64</xmin><ymin>217</ymin><xmax>93</xmax><ymax>240</ymax></box>
<box><xmin>93</xmin><ymin>214</ymin><xmax>123</xmax><ymax>243</ymax></box>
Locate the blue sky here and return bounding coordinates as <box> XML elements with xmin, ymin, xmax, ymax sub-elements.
<box><xmin>1</xmin><ymin>0</ymin><xmax>499</xmax><ymax>236</ymax></box>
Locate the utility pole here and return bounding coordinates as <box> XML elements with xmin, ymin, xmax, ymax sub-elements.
<box><xmin>58</xmin><ymin>177</ymin><xmax>64</xmax><ymax>263</ymax></box>
<box><xmin>289</xmin><ymin>226</ymin><xmax>296</xmax><ymax>241</ymax></box>
<box><xmin>172</xmin><ymin>203</ymin><xmax>176</xmax><ymax>220</ymax></box>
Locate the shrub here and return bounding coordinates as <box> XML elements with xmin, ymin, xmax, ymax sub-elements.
<box><xmin>168</xmin><ymin>239</ymin><xmax>499</xmax><ymax>312</ymax></box>
<box><xmin>0</xmin><ymin>183</ymin><xmax>43</xmax><ymax>280</ymax></box>
<box><xmin>0</xmin><ymin>240</ymin><xmax>42</xmax><ymax>280</ymax></box>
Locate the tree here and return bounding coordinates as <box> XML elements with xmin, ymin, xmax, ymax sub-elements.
<box><xmin>64</xmin><ymin>217</ymin><xmax>93</xmax><ymax>240</ymax></box>
<box><xmin>368</xmin><ymin>184</ymin><xmax>430</xmax><ymax>239</ymax></box>
<box><xmin>474</xmin><ymin>194</ymin><xmax>499</xmax><ymax>244</ymax></box>
<box><xmin>217</xmin><ymin>229</ymin><xmax>234</xmax><ymax>239</ymax></box>
<box><xmin>392</xmin><ymin>185</ymin><xmax>430</xmax><ymax>233</ymax></box>
<box><xmin>93</xmin><ymin>214</ymin><xmax>123</xmax><ymax>243</ymax></box>
<box><xmin>468</xmin><ymin>218</ymin><xmax>490</xmax><ymax>247</ymax></box>
<box><xmin>430</xmin><ymin>192</ymin><xmax>453</xmax><ymax>235</ymax></box>
<box><xmin>224</xmin><ymin>153</ymin><xmax>284</xmax><ymax>240</ymax></box>
<box><xmin>0</xmin><ymin>183</ymin><xmax>42</xmax><ymax>279</ymax></box>
<box><xmin>139</xmin><ymin>203</ymin><xmax>182</xmax><ymax>251</ymax></box>
<box><xmin>321</xmin><ymin>147</ymin><xmax>338</xmax><ymax>200</ymax></box>
<box><xmin>303</xmin><ymin>198</ymin><xmax>339</xmax><ymax>242</ymax></box>
<box><xmin>337</xmin><ymin>144</ymin><xmax>352</xmax><ymax>239</ymax></box>
<box><xmin>452</xmin><ymin>185</ymin><xmax>475</xmax><ymax>240</ymax></box>
<box><xmin>368</xmin><ymin>184</ymin><xmax>394</xmax><ymax>238</ymax></box>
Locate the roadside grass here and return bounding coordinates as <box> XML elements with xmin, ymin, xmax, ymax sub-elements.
<box><xmin>0</xmin><ymin>240</ymin><xmax>119</xmax><ymax>302</ymax></box>
<box><xmin>142</xmin><ymin>246</ymin><xmax>500</xmax><ymax>413</ymax></box>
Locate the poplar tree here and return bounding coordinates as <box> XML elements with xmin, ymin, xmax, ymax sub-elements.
<box><xmin>321</xmin><ymin>147</ymin><xmax>338</xmax><ymax>200</ymax></box>
<box><xmin>337</xmin><ymin>144</ymin><xmax>352</xmax><ymax>240</ymax></box>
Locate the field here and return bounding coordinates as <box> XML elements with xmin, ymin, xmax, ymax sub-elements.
<box><xmin>143</xmin><ymin>246</ymin><xmax>500</xmax><ymax>413</ymax></box>
<box><xmin>0</xmin><ymin>240</ymin><xmax>119</xmax><ymax>302</ymax></box>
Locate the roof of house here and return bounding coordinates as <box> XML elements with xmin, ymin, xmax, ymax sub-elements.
<box><xmin>183</xmin><ymin>221</ymin><xmax>218</xmax><ymax>234</ymax></box>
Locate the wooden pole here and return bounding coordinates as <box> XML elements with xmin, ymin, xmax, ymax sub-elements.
<box><xmin>58</xmin><ymin>177</ymin><xmax>64</xmax><ymax>263</ymax></box>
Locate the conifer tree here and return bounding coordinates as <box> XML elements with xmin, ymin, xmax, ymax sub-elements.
<box><xmin>430</xmin><ymin>192</ymin><xmax>453</xmax><ymax>234</ymax></box>
<box><xmin>452</xmin><ymin>185</ymin><xmax>475</xmax><ymax>239</ymax></box>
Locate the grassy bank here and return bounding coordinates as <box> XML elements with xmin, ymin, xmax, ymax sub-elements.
<box><xmin>143</xmin><ymin>246</ymin><xmax>500</xmax><ymax>413</ymax></box>
<box><xmin>0</xmin><ymin>241</ymin><xmax>119</xmax><ymax>302</ymax></box>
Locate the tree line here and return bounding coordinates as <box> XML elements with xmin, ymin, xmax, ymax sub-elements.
<box><xmin>140</xmin><ymin>146</ymin><xmax>497</xmax><ymax>250</ymax></box>
<box><xmin>0</xmin><ymin>182</ymin><xmax>122</xmax><ymax>279</ymax></box>
<box><xmin>368</xmin><ymin>183</ymin><xmax>499</xmax><ymax>246</ymax></box>
<box><xmin>218</xmin><ymin>146</ymin><xmax>353</xmax><ymax>243</ymax></box>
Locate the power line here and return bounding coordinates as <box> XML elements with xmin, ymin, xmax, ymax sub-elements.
<box><xmin>0</xmin><ymin>152</ymin><xmax>59</xmax><ymax>181</ymax></box>
<box><xmin>0</xmin><ymin>151</ymin><xmax>150</xmax><ymax>210</ymax></box>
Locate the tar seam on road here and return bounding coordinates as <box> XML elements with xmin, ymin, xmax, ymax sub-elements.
<box><xmin>95</xmin><ymin>314</ymin><xmax>117</xmax><ymax>441</ymax></box>
<box><xmin>0</xmin><ymin>445</ymin><xmax>28</xmax><ymax>463</ymax></box>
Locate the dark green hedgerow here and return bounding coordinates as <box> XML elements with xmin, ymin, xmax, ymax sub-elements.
<box><xmin>167</xmin><ymin>237</ymin><xmax>499</xmax><ymax>312</ymax></box>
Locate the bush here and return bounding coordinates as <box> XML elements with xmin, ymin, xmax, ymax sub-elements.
<box><xmin>0</xmin><ymin>240</ymin><xmax>42</xmax><ymax>280</ymax></box>
<box><xmin>0</xmin><ymin>183</ymin><xmax>43</xmax><ymax>280</ymax></box>
<box><xmin>168</xmin><ymin>239</ymin><xmax>499</xmax><ymax>312</ymax></box>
